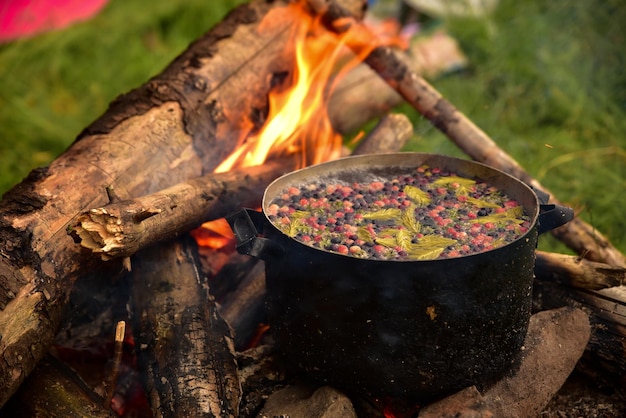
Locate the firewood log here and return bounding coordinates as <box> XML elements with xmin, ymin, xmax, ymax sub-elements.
<box><xmin>69</xmin><ymin>160</ymin><xmax>296</xmax><ymax>261</ymax></box>
<box><xmin>0</xmin><ymin>0</ymin><xmax>320</xmax><ymax>407</ymax></box>
<box><xmin>535</xmin><ymin>250</ymin><xmax>624</xmax><ymax>291</ymax></box>
<box><xmin>131</xmin><ymin>235</ymin><xmax>241</xmax><ymax>417</ymax></box>
<box><xmin>0</xmin><ymin>355</ymin><xmax>116</xmax><ymax>417</ymax></box>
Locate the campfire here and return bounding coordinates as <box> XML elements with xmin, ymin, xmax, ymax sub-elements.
<box><xmin>1</xmin><ymin>0</ymin><xmax>625</xmax><ymax>417</ymax></box>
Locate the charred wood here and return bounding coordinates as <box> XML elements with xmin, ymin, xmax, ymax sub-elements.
<box><xmin>0</xmin><ymin>354</ymin><xmax>115</xmax><ymax>417</ymax></box>
<box><xmin>535</xmin><ymin>250</ymin><xmax>625</xmax><ymax>291</ymax></box>
<box><xmin>208</xmin><ymin>252</ymin><xmax>260</xmax><ymax>302</ymax></box>
<box><xmin>220</xmin><ymin>262</ymin><xmax>267</xmax><ymax>351</ymax></box>
<box><xmin>70</xmin><ymin>160</ymin><xmax>296</xmax><ymax>261</ymax></box>
<box><xmin>237</xmin><ymin>344</ymin><xmax>288</xmax><ymax>417</ymax></box>
<box><xmin>131</xmin><ymin>235</ymin><xmax>241</xmax><ymax>417</ymax></box>
<box><xmin>0</xmin><ymin>0</ymin><xmax>312</xmax><ymax>404</ymax></box>
<box><xmin>70</xmin><ymin>110</ymin><xmax>413</xmax><ymax>265</ymax></box>
<box><xmin>352</xmin><ymin>113</ymin><xmax>413</xmax><ymax>155</ymax></box>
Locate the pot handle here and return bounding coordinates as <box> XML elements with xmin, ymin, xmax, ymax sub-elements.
<box><xmin>537</xmin><ymin>204</ymin><xmax>574</xmax><ymax>235</ymax></box>
<box><xmin>226</xmin><ymin>209</ymin><xmax>284</xmax><ymax>260</ymax></box>
<box><xmin>531</xmin><ymin>187</ymin><xmax>574</xmax><ymax>234</ymax></box>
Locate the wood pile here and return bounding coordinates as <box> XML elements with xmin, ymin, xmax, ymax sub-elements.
<box><xmin>0</xmin><ymin>0</ymin><xmax>624</xmax><ymax>416</ymax></box>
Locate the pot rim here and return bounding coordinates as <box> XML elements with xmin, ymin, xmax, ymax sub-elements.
<box><xmin>261</xmin><ymin>152</ymin><xmax>540</xmax><ymax>263</ymax></box>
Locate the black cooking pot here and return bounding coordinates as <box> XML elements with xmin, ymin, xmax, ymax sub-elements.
<box><xmin>227</xmin><ymin>153</ymin><xmax>573</xmax><ymax>402</ymax></box>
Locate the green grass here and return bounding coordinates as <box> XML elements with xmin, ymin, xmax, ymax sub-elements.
<box><xmin>401</xmin><ymin>0</ymin><xmax>626</xmax><ymax>254</ymax></box>
<box><xmin>0</xmin><ymin>0</ymin><xmax>247</xmax><ymax>192</ymax></box>
<box><xmin>1</xmin><ymin>0</ymin><xmax>624</xmax><ymax>255</ymax></box>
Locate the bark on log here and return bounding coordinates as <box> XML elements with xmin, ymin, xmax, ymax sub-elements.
<box><xmin>70</xmin><ymin>160</ymin><xmax>296</xmax><ymax>260</ymax></box>
<box><xmin>237</xmin><ymin>345</ymin><xmax>287</xmax><ymax>417</ymax></box>
<box><xmin>0</xmin><ymin>0</ymin><xmax>318</xmax><ymax>407</ymax></box>
<box><xmin>131</xmin><ymin>235</ymin><xmax>241</xmax><ymax>417</ymax></box>
<box><xmin>535</xmin><ymin>250</ymin><xmax>625</xmax><ymax>291</ymax></box>
<box><xmin>0</xmin><ymin>354</ymin><xmax>116</xmax><ymax>417</ymax></box>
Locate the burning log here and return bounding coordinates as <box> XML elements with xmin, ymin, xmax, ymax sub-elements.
<box><xmin>1</xmin><ymin>0</ymin><xmax>380</xmax><ymax>404</ymax></box>
<box><xmin>70</xmin><ymin>111</ymin><xmax>413</xmax><ymax>262</ymax></box>
<box><xmin>131</xmin><ymin>235</ymin><xmax>241</xmax><ymax>417</ymax></box>
<box><xmin>207</xmin><ymin>252</ymin><xmax>260</xmax><ymax>302</ymax></box>
<box><xmin>220</xmin><ymin>262</ymin><xmax>268</xmax><ymax>351</ymax></box>
<box><xmin>1</xmin><ymin>354</ymin><xmax>116</xmax><ymax>417</ymax></box>
<box><xmin>328</xmin><ymin>31</ymin><xmax>466</xmax><ymax>135</ymax></box>
<box><xmin>69</xmin><ymin>160</ymin><xmax>296</xmax><ymax>261</ymax></box>
<box><xmin>237</xmin><ymin>344</ymin><xmax>288</xmax><ymax>416</ymax></box>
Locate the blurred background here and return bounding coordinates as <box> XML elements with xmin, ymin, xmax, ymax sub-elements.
<box><xmin>0</xmin><ymin>0</ymin><xmax>624</xmax><ymax>255</ymax></box>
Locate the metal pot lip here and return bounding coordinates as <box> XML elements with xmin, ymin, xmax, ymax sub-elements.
<box><xmin>262</xmin><ymin>152</ymin><xmax>540</xmax><ymax>263</ymax></box>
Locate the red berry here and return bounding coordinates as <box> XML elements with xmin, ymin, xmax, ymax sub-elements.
<box><xmin>349</xmin><ymin>245</ymin><xmax>362</xmax><ymax>254</ymax></box>
<box><xmin>336</xmin><ymin>245</ymin><xmax>349</xmax><ymax>255</ymax></box>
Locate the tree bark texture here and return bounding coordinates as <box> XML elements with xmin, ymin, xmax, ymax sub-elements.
<box><xmin>0</xmin><ymin>354</ymin><xmax>116</xmax><ymax>417</ymax></box>
<box><xmin>535</xmin><ymin>250</ymin><xmax>625</xmax><ymax>291</ymax></box>
<box><xmin>131</xmin><ymin>236</ymin><xmax>241</xmax><ymax>417</ymax></box>
<box><xmin>0</xmin><ymin>0</ymin><xmax>306</xmax><ymax>406</ymax></box>
<box><xmin>69</xmin><ymin>160</ymin><xmax>296</xmax><ymax>260</ymax></box>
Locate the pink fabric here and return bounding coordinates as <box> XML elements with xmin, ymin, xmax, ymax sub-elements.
<box><xmin>0</xmin><ymin>0</ymin><xmax>109</xmax><ymax>42</ymax></box>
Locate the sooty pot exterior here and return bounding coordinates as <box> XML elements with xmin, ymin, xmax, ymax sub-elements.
<box><xmin>228</xmin><ymin>153</ymin><xmax>573</xmax><ymax>402</ymax></box>
<box><xmin>263</xmin><ymin>219</ymin><xmax>536</xmax><ymax>401</ymax></box>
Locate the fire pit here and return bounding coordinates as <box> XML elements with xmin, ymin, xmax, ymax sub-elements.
<box><xmin>1</xmin><ymin>0</ymin><xmax>625</xmax><ymax>416</ymax></box>
<box><xmin>228</xmin><ymin>152</ymin><xmax>574</xmax><ymax>401</ymax></box>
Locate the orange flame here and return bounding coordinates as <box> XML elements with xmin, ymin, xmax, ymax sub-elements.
<box><xmin>191</xmin><ymin>218</ymin><xmax>234</xmax><ymax>249</ymax></box>
<box><xmin>200</xmin><ymin>1</ymin><xmax>406</xmax><ymax>247</ymax></box>
<box><xmin>215</xmin><ymin>1</ymin><xmax>405</xmax><ymax>173</ymax></box>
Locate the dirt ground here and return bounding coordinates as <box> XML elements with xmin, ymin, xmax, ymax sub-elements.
<box><xmin>540</xmin><ymin>371</ymin><xmax>625</xmax><ymax>418</ymax></box>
